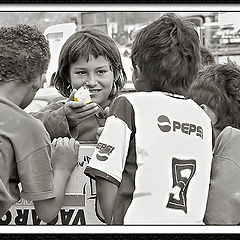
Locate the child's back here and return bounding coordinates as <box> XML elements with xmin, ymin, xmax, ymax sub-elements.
<box><xmin>100</xmin><ymin>91</ymin><xmax>212</xmax><ymax>224</ymax></box>
<box><xmin>0</xmin><ymin>95</ymin><xmax>53</xmax><ymax>217</ymax></box>
<box><xmin>85</xmin><ymin>13</ymin><xmax>213</xmax><ymax>225</ymax></box>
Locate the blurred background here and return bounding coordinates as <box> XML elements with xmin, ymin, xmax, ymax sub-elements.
<box><xmin>2</xmin><ymin>11</ymin><xmax>240</xmax><ymax>84</ymax></box>
<box><xmin>1</xmin><ymin>11</ymin><xmax>239</xmax><ymax>110</ymax></box>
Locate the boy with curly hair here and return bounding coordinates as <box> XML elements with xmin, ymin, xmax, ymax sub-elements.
<box><xmin>0</xmin><ymin>24</ymin><xmax>79</xmax><ymax>223</ymax></box>
<box><xmin>85</xmin><ymin>13</ymin><xmax>213</xmax><ymax>225</ymax></box>
<box><xmin>189</xmin><ymin>60</ymin><xmax>240</xmax><ymax>225</ymax></box>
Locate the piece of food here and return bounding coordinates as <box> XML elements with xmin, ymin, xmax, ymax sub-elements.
<box><xmin>74</xmin><ymin>86</ymin><xmax>92</xmax><ymax>104</ymax></box>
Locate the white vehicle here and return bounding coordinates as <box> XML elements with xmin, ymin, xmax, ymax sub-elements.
<box><xmin>44</xmin><ymin>23</ymin><xmax>77</xmax><ymax>86</ymax></box>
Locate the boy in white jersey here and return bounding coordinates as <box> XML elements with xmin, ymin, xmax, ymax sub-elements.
<box><xmin>85</xmin><ymin>13</ymin><xmax>213</xmax><ymax>225</ymax></box>
<box><xmin>189</xmin><ymin>61</ymin><xmax>240</xmax><ymax>225</ymax></box>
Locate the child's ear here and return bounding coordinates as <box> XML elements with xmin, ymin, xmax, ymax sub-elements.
<box><xmin>135</xmin><ymin>65</ymin><xmax>141</xmax><ymax>81</ymax></box>
<box><xmin>132</xmin><ymin>64</ymin><xmax>142</xmax><ymax>84</ymax></box>
<box><xmin>200</xmin><ymin>104</ymin><xmax>218</xmax><ymax>125</ymax></box>
<box><xmin>32</xmin><ymin>74</ymin><xmax>46</xmax><ymax>90</ymax></box>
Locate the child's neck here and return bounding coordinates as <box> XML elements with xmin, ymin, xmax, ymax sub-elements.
<box><xmin>100</xmin><ymin>98</ymin><xmax>112</xmax><ymax>109</ymax></box>
<box><xmin>0</xmin><ymin>81</ymin><xmax>31</xmax><ymax>107</ymax></box>
<box><xmin>213</xmin><ymin>127</ymin><xmax>221</xmax><ymax>143</ymax></box>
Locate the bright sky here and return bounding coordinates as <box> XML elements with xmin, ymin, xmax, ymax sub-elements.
<box><xmin>218</xmin><ymin>12</ymin><xmax>240</xmax><ymax>30</ymax></box>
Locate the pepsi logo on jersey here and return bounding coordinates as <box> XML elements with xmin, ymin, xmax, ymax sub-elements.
<box><xmin>157</xmin><ymin>115</ymin><xmax>203</xmax><ymax>139</ymax></box>
<box><xmin>96</xmin><ymin>142</ymin><xmax>115</xmax><ymax>161</ymax></box>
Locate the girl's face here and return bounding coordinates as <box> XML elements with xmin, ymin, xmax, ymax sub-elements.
<box><xmin>69</xmin><ymin>55</ymin><xmax>114</xmax><ymax>106</ymax></box>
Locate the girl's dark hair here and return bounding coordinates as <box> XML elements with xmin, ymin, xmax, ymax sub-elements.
<box><xmin>189</xmin><ymin>60</ymin><xmax>240</xmax><ymax>131</ymax></box>
<box><xmin>53</xmin><ymin>28</ymin><xmax>127</xmax><ymax>99</ymax></box>
<box><xmin>130</xmin><ymin>13</ymin><xmax>200</xmax><ymax>96</ymax></box>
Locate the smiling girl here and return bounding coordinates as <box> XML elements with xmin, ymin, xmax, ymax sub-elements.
<box><xmin>33</xmin><ymin>29</ymin><xmax>127</xmax><ymax>142</ymax></box>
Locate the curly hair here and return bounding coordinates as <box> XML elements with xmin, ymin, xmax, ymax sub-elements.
<box><xmin>200</xmin><ymin>45</ymin><xmax>216</xmax><ymax>67</ymax></box>
<box><xmin>189</xmin><ymin>60</ymin><xmax>240</xmax><ymax>131</ymax></box>
<box><xmin>0</xmin><ymin>24</ymin><xmax>50</xmax><ymax>84</ymax></box>
<box><xmin>53</xmin><ymin>28</ymin><xmax>127</xmax><ymax>99</ymax></box>
<box><xmin>130</xmin><ymin>13</ymin><xmax>200</xmax><ymax>96</ymax></box>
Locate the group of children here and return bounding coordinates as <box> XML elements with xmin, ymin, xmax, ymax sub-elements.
<box><xmin>0</xmin><ymin>12</ymin><xmax>240</xmax><ymax>225</ymax></box>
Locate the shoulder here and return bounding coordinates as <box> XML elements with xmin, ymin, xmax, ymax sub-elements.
<box><xmin>110</xmin><ymin>94</ymin><xmax>134</xmax><ymax>115</ymax></box>
<box><xmin>0</xmin><ymin>135</ymin><xmax>14</xmax><ymax>153</ymax></box>
<box><xmin>16</xmin><ymin>113</ymin><xmax>51</xmax><ymax>147</ymax></box>
<box><xmin>109</xmin><ymin>94</ymin><xmax>135</xmax><ymax>132</ymax></box>
<box><xmin>111</xmin><ymin>92</ymin><xmax>152</xmax><ymax>110</ymax></box>
<box><xmin>215</xmin><ymin>126</ymin><xmax>240</xmax><ymax>150</ymax></box>
<box><xmin>214</xmin><ymin>126</ymin><xmax>240</xmax><ymax>165</ymax></box>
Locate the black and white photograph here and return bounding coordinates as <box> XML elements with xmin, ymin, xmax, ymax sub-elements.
<box><xmin>0</xmin><ymin>3</ymin><xmax>240</xmax><ymax>237</ymax></box>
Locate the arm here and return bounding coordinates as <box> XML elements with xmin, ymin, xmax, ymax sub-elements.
<box><xmin>32</xmin><ymin>89</ymin><xmax>99</xmax><ymax>140</ymax></box>
<box><xmin>95</xmin><ymin>176</ymin><xmax>118</xmax><ymax>225</ymax></box>
<box><xmin>32</xmin><ymin>103</ymin><xmax>71</xmax><ymax>140</ymax></box>
<box><xmin>84</xmin><ymin>96</ymin><xmax>134</xmax><ymax>223</ymax></box>
<box><xmin>96</xmin><ymin>106</ymin><xmax>110</xmax><ymax>140</ymax></box>
<box><xmin>33</xmin><ymin>137</ymin><xmax>79</xmax><ymax>223</ymax></box>
<box><xmin>204</xmin><ymin>157</ymin><xmax>240</xmax><ymax>225</ymax></box>
<box><xmin>33</xmin><ymin>168</ymin><xmax>71</xmax><ymax>223</ymax></box>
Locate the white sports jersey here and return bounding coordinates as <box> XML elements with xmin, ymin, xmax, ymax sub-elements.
<box><xmin>85</xmin><ymin>92</ymin><xmax>213</xmax><ymax>225</ymax></box>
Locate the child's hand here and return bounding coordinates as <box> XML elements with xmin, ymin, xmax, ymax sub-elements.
<box><xmin>96</xmin><ymin>127</ymin><xmax>104</xmax><ymax>140</ymax></box>
<box><xmin>103</xmin><ymin>106</ymin><xmax>110</xmax><ymax>119</ymax></box>
<box><xmin>96</xmin><ymin>106</ymin><xmax>110</xmax><ymax>140</ymax></box>
<box><xmin>63</xmin><ymin>89</ymin><xmax>99</xmax><ymax>128</ymax></box>
<box><xmin>51</xmin><ymin>137</ymin><xmax>80</xmax><ymax>175</ymax></box>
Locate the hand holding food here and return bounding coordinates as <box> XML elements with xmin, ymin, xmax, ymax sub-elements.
<box><xmin>74</xmin><ymin>86</ymin><xmax>92</xmax><ymax>104</ymax></box>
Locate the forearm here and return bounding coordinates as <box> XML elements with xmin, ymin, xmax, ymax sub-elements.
<box><xmin>33</xmin><ymin>168</ymin><xmax>71</xmax><ymax>223</ymax></box>
<box><xmin>32</xmin><ymin>106</ymin><xmax>71</xmax><ymax>140</ymax></box>
<box><xmin>95</xmin><ymin>176</ymin><xmax>118</xmax><ymax>224</ymax></box>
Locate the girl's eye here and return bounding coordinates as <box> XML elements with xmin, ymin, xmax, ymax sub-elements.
<box><xmin>75</xmin><ymin>71</ymin><xmax>86</xmax><ymax>75</ymax></box>
<box><xmin>97</xmin><ymin>69</ymin><xmax>107</xmax><ymax>75</ymax></box>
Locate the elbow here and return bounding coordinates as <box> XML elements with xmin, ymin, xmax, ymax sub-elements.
<box><xmin>34</xmin><ymin>203</ymin><xmax>59</xmax><ymax>224</ymax></box>
<box><xmin>36</xmin><ymin>209</ymin><xmax>59</xmax><ymax>224</ymax></box>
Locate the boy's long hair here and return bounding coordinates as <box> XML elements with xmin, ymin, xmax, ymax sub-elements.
<box><xmin>54</xmin><ymin>28</ymin><xmax>127</xmax><ymax>99</ymax></box>
<box><xmin>0</xmin><ymin>24</ymin><xmax>50</xmax><ymax>84</ymax></box>
<box><xmin>189</xmin><ymin>60</ymin><xmax>240</xmax><ymax>131</ymax></box>
<box><xmin>130</xmin><ymin>13</ymin><xmax>200</xmax><ymax>96</ymax></box>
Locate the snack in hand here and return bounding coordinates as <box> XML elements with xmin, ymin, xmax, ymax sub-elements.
<box><xmin>74</xmin><ymin>86</ymin><xmax>92</xmax><ymax>104</ymax></box>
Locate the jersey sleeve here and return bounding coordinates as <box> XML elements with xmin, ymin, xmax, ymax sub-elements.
<box><xmin>85</xmin><ymin>96</ymin><xmax>134</xmax><ymax>186</ymax></box>
<box><xmin>18</xmin><ymin>144</ymin><xmax>56</xmax><ymax>202</ymax></box>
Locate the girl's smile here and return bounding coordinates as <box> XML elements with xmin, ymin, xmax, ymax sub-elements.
<box><xmin>70</xmin><ymin>55</ymin><xmax>114</xmax><ymax>107</ymax></box>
